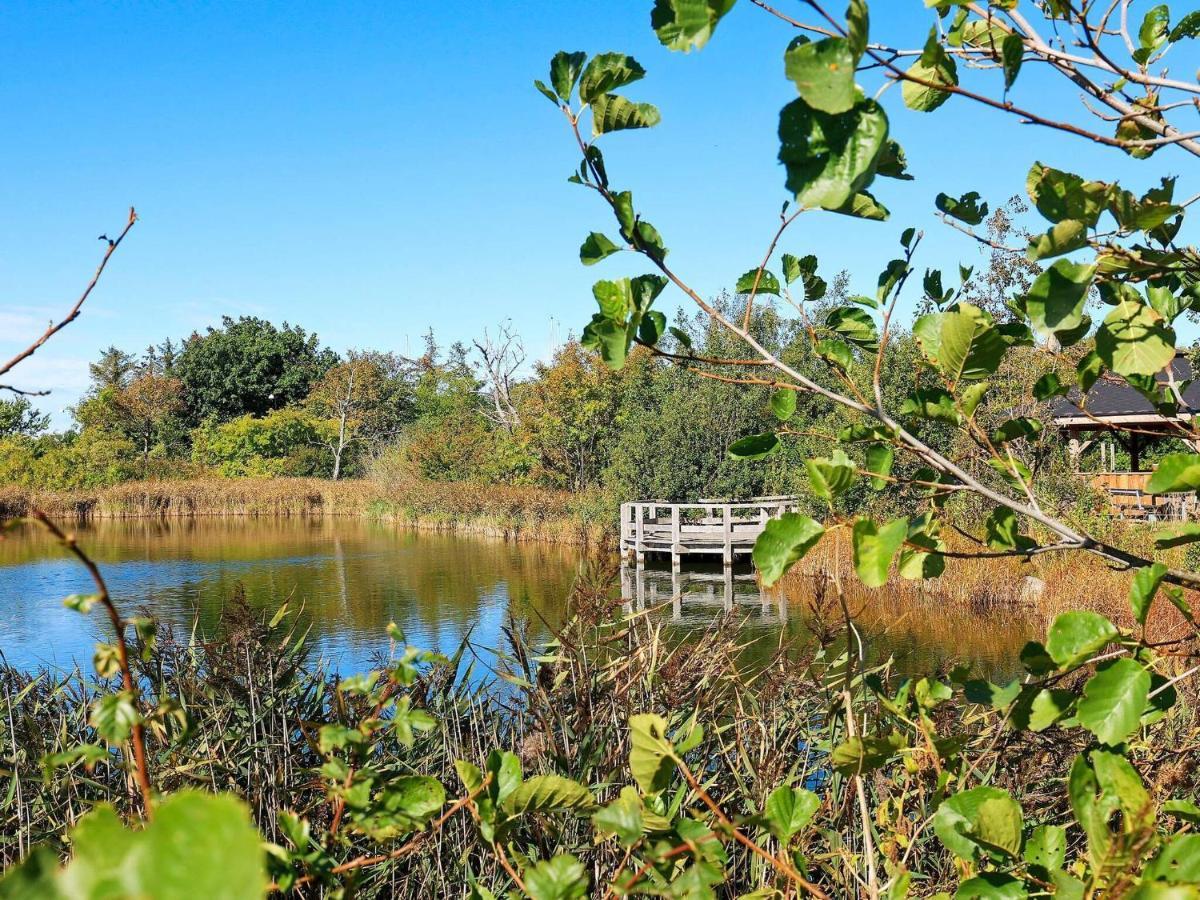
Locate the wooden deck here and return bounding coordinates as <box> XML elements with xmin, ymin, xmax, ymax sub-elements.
<box><xmin>1089</xmin><ymin>472</ymin><xmax>1195</xmax><ymax>521</ymax></box>
<box><xmin>619</xmin><ymin>497</ymin><xmax>799</xmax><ymax>568</ymax></box>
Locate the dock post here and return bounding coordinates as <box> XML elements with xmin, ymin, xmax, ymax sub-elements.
<box><xmin>671</xmin><ymin>505</ymin><xmax>681</xmax><ymax>572</ymax></box>
<box><xmin>722</xmin><ymin>505</ymin><xmax>732</xmax><ymax>568</ymax></box>
<box><xmin>635</xmin><ymin>503</ymin><xmax>645</xmax><ymax>569</ymax></box>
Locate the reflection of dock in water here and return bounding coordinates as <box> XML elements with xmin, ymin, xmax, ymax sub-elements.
<box><xmin>620</xmin><ymin>564</ymin><xmax>787</xmax><ymax>625</ymax></box>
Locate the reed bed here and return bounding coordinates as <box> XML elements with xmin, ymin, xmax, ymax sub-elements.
<box><xmin>0</xmin><ymin>477</ymin><xmax>608</xmax><ymax>546</ymax></box>
<box><xmin>781</xmin><ymin>526</ymin><xmax>1196</xmax><ymax>638</ymax></box>
<box><xmin>3</xmin><ymin>565</ymin><xmax>1198</xmax><ymax>896</ymax></box>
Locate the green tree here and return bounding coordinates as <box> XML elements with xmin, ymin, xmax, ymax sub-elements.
<box><xmin>305</xmin><ymin>351</ymin><xmax>414</xmax><ymax>479</ymax></box>
<box><xmin>190</xmin><ymin>407</ymin><xmax>333</xmax><ymax>477</ymax></box>
<box><xmin>0</xmin><ymin>397</ymin><xmax>49</xmax><ymax>437</ymax></box>
<box><xmin>174</xmin><ymin>316</ymin><xmax>339</xmax><ymax>423</ymax></box>
<box><xmin>516</xmin><ymin>340</ymin><xmax>628</xmax><ymax>491</ymax></box>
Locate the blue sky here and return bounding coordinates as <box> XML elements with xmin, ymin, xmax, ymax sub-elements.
<box><xmin>1</xmin><ymin>1</ymin><xmax>1194</xmax><ymax>423</ymax></box>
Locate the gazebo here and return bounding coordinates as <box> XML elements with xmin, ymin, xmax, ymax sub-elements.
<box><xmin>1051</xmin><ymin>351</ymin><xmax>1200</xmax><ymax>518</ymax></box>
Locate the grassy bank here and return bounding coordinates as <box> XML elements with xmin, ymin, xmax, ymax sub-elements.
<box><xmin>0</xmin><ymin>477</ymin><xmax>611</xmax><ymax>545</ymax></box>
<box><xmin>780</xmin><ymin>524</ymin><xmax>1196</xmax><ymax>639</ymax></box>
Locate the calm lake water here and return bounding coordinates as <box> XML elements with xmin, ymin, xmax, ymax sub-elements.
<box><xmin>0</xmin><ymin>518</ymin><xmax>1036</xmax><ymax>678</ymax></box>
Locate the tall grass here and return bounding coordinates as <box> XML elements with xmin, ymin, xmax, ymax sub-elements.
<box><xmin>0</xmin><ymin>476</ymin><xmax>610</xmax><ymax>546</ymax></box>
<box><xmin>4</xmin><ymin>567</ymin><xmax>1198</xmax><ymax>895</ymax></box>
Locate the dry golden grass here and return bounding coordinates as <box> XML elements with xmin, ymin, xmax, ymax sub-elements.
<box><xmin>781</xmin><ymin>527</ymin><xmax>1195</xmax><ymax>640</ymax></box>
<box><xmin>0</xmin><ymin>477</ymin><xmax>609</xmax><ymax>546</ymax></box>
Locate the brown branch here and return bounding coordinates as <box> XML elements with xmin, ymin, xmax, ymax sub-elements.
<box><xmin>0</xmin><ymin>208</ymin><xmax>137</xmax><ymax>382</ymax></box>
<box><xmin>276</xmin><ymin>774</ymin><xmax>492</xmax><ymax>891</ymax></box>
<box><xmin>28</xmin><ymin>509</ymin><xmax>154</xmax><ymax>819</ymax></box>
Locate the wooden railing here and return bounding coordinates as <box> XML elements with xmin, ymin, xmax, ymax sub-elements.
<box><xmin>619</xmin><ymin>497</ymin><xmax>799</xmax><ymax>567</ymax></box>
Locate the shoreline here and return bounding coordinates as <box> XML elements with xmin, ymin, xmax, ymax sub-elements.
<box><xmin>0</xmin><ymin>476</ymin><xmax>612</xmax><ymax>548</ymax></box>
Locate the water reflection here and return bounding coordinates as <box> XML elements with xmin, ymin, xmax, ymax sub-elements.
<box><xmin>0</xmin><ymin>518</ymin><xmax>577</xmax><ymax>673</ymax></box>
<box><xmin>0</xmin><ymin>519</ymin><xmax>1036</xmax><ymax>681</ymax></box>
<box><xmin>620</xmin><ymin>563</ymin><xmax>787</xmax><ymax>626</ymax></box>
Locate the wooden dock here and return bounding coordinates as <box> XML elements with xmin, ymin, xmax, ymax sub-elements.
<box><xmin>619</xmin><ymin>497</ymin><xmax>799</xmax><ymax>569</ymax></box>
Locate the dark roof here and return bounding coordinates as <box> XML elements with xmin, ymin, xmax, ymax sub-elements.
<box><xmin>1052</xmin><ymin>353</ymin><xmax>1200</xmax><ymax>422</ymax></box>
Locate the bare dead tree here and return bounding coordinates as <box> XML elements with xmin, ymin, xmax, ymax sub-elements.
<box><xmin>473</xmin><ymin>321</ymin><xmax>525</xmax><ymax>433</ymax></box>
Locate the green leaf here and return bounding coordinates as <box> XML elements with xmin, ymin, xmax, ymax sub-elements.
<box><xmin>728</xmin><ymin>432</ymin><xmax>780</xmax><ymax>460</ymax></box>
<box><xmin>2</xmin><ymin>792</ymin><xmax>267</xmax><ymax>899</ymax></box>
<box><xmin>1026</xmin><ymin>162</ymin><xmax>1110</xmax><ymax>226</ymax></box>
<box><xmin>1163</xmin><ymin>798</ymin><xmax>1200</xmax><ymax>823</ymax></box>
<box><xmin>959</xmin><ymin>381</ymin><xmax>989</xmax><ymax>418</ymax></box>
<box><xmin>580</xmin><ymin>232</ymin><xmax>622</xmax><ymax>265</ymax></box>
<box><xmin>830</xmin><ymin>733</ymin><xmax>904</xmax><ymax>775</ymax></box>
<box><xmin>1155</xmin><ymin>523</ymin><xmax>1200</xmax><ymax>549</ymax></box>
<box><xmin>826</xmin><ymin>306</ymin><xmax>878</xmax><ymax>347</ymax></box>
<box><xmin>954</xmin><ymin>873</ymin><xmax>1029</xmax><ymax>898</ymax></box>
<box><xmin>1033</xmin><ymin>372</ymin><xmax>1067</xmax><ymax>401</ymax></box>
<box><xmin>525</xmin><ymin>854</ymin><xmax>589</xmax><ymax>900</ymax></box>
<box><xmin>90</xmin><ymin>691</ymin><xmax>141</xmax><ymax>745</ymax></box>
<box><xmin>487</xmin><ymin>749</ymin><xmax>523</xmax><ymax>805</ymax></box>
<box><xmin>764</xmin><ymin>786</ymin><xmax>820</xmax><ymax>843</ymax></box>
<box><xmin>985</xmin><ymin>507</ymin><xmax>1036</xmax><ymax>552</ymax></box>
<box><xmin>865</xmin><ymin>443</ymin><xmax>894</xmax><ymax>489</ymax></box>
<box><xmin>846</xmin><ymin>0</ymin><xmax>869</xmax><ymax>59</ymax></box>
<box><xmin>1138</xmin><ymin>4</ymin><xmax>1170</xmax><ymax>54</ymax></box>
<box><xmin>778</xmin><ymin>97</ymin><xmax>889</xmax><ymax>211</ymax></box>
<box><xmin>784</xmin><ymin>36</ymin><xmax>857</xmax><ymax>114</ymax></box>
<box><xmin>357</xmin><ymin>775</ymin><xmax>446</xmax><ymax>839</ymax></box>
<box><xmin>900</xmin><ymin>388</ymin><xmax>960</xmax><ymax>425</ymax></box>
<box><xmin>579</xmin><ymin>53</ymin><xmax>646</xmax><ymax>104</ymax></box>
<box><xmin>550</xmin><ymin>51</ymin><xmax>587</xmax><ymax>101</ymax></box>
<box><xmin>1130</xmin><ymin>563</ymin><xmax>1168</xmax><ymax>625</ymax></box>
<box><xmin>1077</xmin><ymin>350</ymin><xmax>1104</xmax><ymax>392</ymax></box>
<box><xmin>668</xmin><ymin>326</ymin><xmax>693</xmax><ymax>351</ymax></box>
<box><xmin>1076</xmin><ymin>658</ymin><xmax>1150</xmax><ymax>745</ymax></box>
<box><xmin>816</xmin><ymin>338</ymin><xmax>854</xmax><ymax>370</ymax></box>
<box><xmin>1001</xmin><ymin>32</ymin><xmax>1023</xmax><ymax>90</ymax></box>
<box><xmin>831</xmin><ymin>190</ymin><xmax>890</xmax><ymax>220</ymax></box>
<box><xmin>1023</xmin><ymin>259</ymin><xmax>1097</xmax><ymax>345</ymax></box>
<box><xmin>391</xmin><ymin>695</ymin><xmax>436</xmax><ymax>747</ymax></box>
<box><xmin>1169</xmin><ymin>10</ymin><xmax>1200</xmax><ymax>41</ymax></box>
<box><xmin>934</xmin><ymin>786</ymin><xmax>1024</xmax><ymax>861</ymax></box>
<box><xmin>805</xmin><ymin>448</ymin><xmax>856</xmax><ymax>500</ymax></box>
<box><xmin>1094</xmin><ymin>300</ymin><xmax>1175</xmax><ymax>378</ymax></box>
<box><xmin>936</xmin><ymin>303</ymin><xmax>1006</xmax><ymax>382</ymax></box>
<box><xmin>852</xmin><ymin>517</ymin><xmax>908</xmax><ymax>588</ymax></box>
<box><xmin>1020</xmin><ymin>641</ymin><xmax>1056</xmax><ymax>676</ymax></box>
<box><xmin>991</xmin><ymin>416</ymin><xmax>1042</xmax><ymax>444</ymax></box>
<box><xmin>503</xmin><ymin>775</ymin><xmax>594</xmax><ymax>815</ymax></box>
<box><xmin>770</xmin><ymin>388</ymin><xmax>797</xmax><ymax>421</ymax></box>
<box><xmin>781</xmin><ymin>253</ymin><xmax>802</xmax><ymax>285</ymax></box>
<box><xmin>1144</xmin><ymin>835</ymin><xmax>1200</xmax><ymax>884</ymax></box>
<box><xmin>1027</xmin><ymin>220</ymin><xmax>1088</xmax><ymax>261</ymax></box>
<box><xmin>1045</xmin><ymin>611</ymin><xmax>1118</xmax><ymax>669</ymax></box>
<box><xmin>591</xmin><ymin>94</ymin><xmax>661</xmax><ymax>136</ymax></box>
<box><xmin>651</xmin><ymin>0</ymin><xmax>737</xmax><ymax>52</ymax></box>
<box><xmin>902</xmin><ymin>33</ymin><xmax>957</xmax><ymax>112</ymax></box>
<box><xmin>1012</xmin><ymin>687</ymin><xmax>1076</xmax><ymax>732</ymax></box>
<box><xmin>629</xmin><ymin>714</ymin><xmax>676</xmax><ymax>794</ymax></box>
<box><xmin>534</xmin><ymin>79</ymin><xmax>559</xmax><ymax>105</ymax></box>
<box><xmin>63</xmin><ymin>593</ymin><xmax>101</xmax><ymax>613</ymax></box>
<box><xmin>592</xmin><ymin>788</ymin><xmax>644</xmax><ymax>846</ymax></box>
<box><xmin>1147</xmin><ymin>453</ymin><xmax>1200</xmax><ymax>493</ymax></box>
<box><xmin>1024</xmin><ymin>823</ymin><xmax>1067</xmax><ymax>872</ymax></box>
<box><xmin>736</xmin><ymin>268</ymin><xmax>781</xmax><ymax>296</ymax></box>
<box><xmin>935</xmin><ymin>190</ymin><xmax>988</xmax><ymax>225</ymax></box>
<box><xmin>638</xmin><ymin>310</ymin><xmax>667</xmax><ymax>345</ymax></box>
<box><xmin>753</xmin><ymin>514</ymin><xmax>825</xmax><ymax>587</ymax></box>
